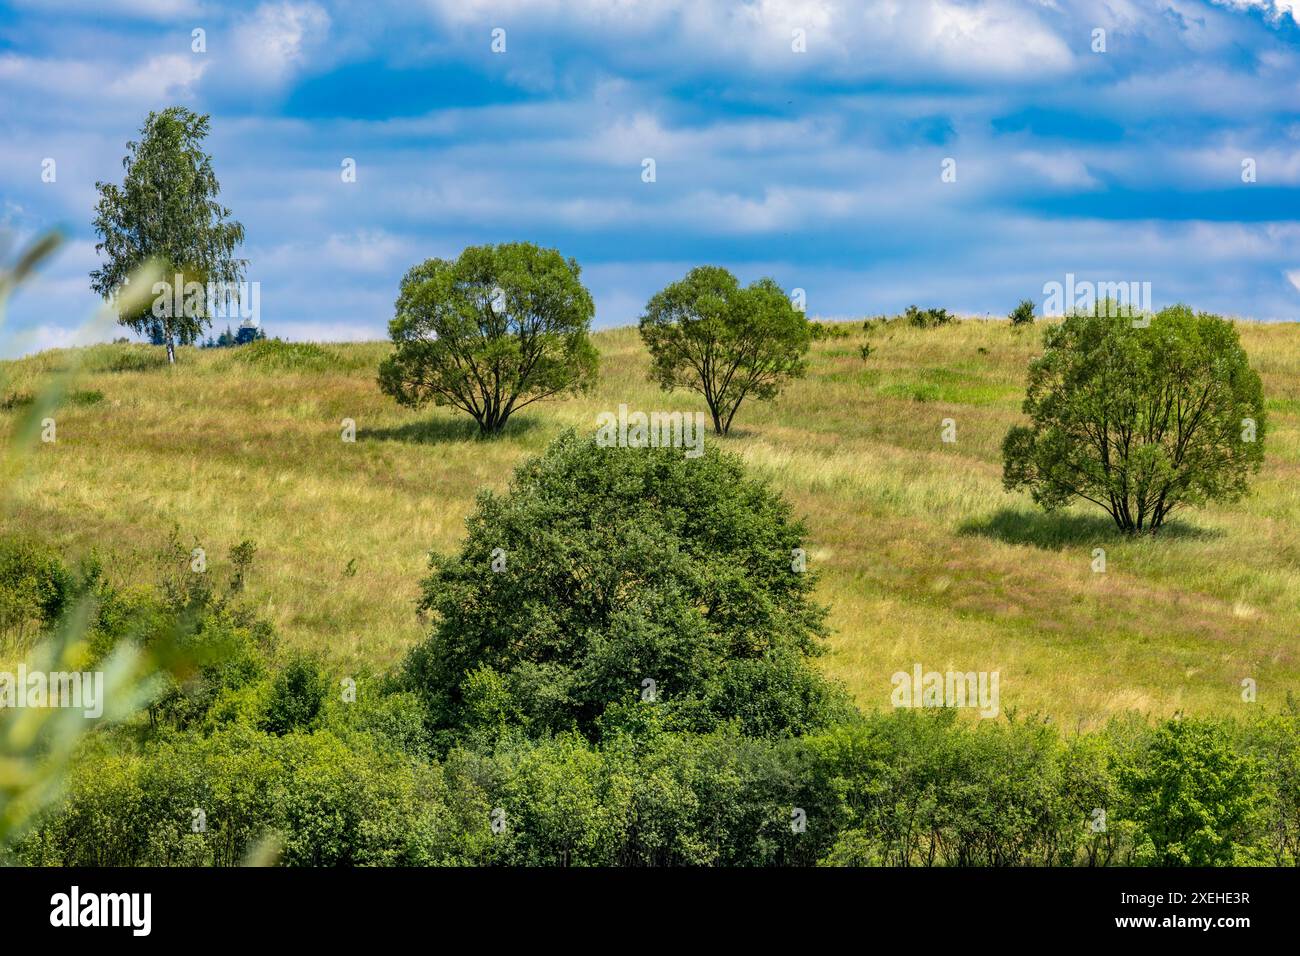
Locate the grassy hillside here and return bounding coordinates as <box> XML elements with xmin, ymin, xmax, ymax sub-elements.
<box><xmin>3</xmin><ymin>320</ymin><xmax>1298</xmax><ymax>726</ymax></box>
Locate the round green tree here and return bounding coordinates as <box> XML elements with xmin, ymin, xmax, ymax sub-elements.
<box><xmin>1002</xmin><ymin>304</ymin><xmax>1265</xmax><ymax>534</ymax></box>
<box><xmin>639</xmin><ymin>267</ymin><xmax>812</xmax><ymax>435</ymax></box>
<box><xmin>378</xmin><ymin>243</ymin><xmax>598</xmax><ymax>434</ymax></box>
<box><xmin>403</xmin><ymin>431</ymin><xmax>844</xmax><ymax>743</ymax></box>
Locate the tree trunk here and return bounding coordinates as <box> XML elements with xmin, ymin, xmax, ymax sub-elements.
<box><xmin>166</xmin><ymin>340</ymin><xmax>176</xmax><ymax>364</ymax></box>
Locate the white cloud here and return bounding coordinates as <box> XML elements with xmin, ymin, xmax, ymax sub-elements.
<box><xmin>225</xmin><ymin>1</ymin><xmax>332</xmax><ymax>88</ymax></box>
<box><xmin>107</xmin><ymin>53</ymin><xmax>207</xmax><ymax>101</ymax></box>
<box><xmin>420</xmin><ymin>0</ymin><xmax>1075</xmax><ymax>81</ymax></box>
<box><xmin>1212</xmin><ymin>1</ymin><xmax>1300</xmax><ymax>25</ymax></box>
<box><xmin>1013</xmin><ymin>151</ymin><xmax>1100</xmax><ymax>189</ymax></box>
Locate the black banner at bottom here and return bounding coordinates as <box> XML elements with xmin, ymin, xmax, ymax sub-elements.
<box><xmin>1</xmin><ymin>866</ymin><xmax>1291</xmax><ymax>942</ymax></box>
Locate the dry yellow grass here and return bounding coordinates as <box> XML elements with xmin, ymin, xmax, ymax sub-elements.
<box><xmin>3</xmin><ymin>318</ymin><xmax>1298</xmax><ymax>726</ymax></box>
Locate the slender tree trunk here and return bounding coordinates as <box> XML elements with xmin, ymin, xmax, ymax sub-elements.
<box><xmin>166</xmin><ymin>339</ymin><xmax>176</xmax><ymax>364</ymax></box>
<box><xmin>707</xmin><ymin>399</ymin><xmax>723</xmax><ymax>435</ymax></box>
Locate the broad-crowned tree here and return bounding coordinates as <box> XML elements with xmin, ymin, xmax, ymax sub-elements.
<box><xmin>378</xmin><ymin>243</ymin><xmax>598</xmax><ymax>434</ymax></box>
<box><xmin>639</xmin><ymin>266</ymin><xmax>811</xmax><ymax>435</ymax></box>
<box><xmin>1003</xmin><ymin>303</ymin><xmax>1265</xmax><ymax>533</ymax></box>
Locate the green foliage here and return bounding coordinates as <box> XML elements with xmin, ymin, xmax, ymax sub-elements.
<box><xmin>1</xmin><ymin>232</ymin><xmax>166</xmax><ymax>856</ymax></box>
<box><xmin>260</xmin><ymin>655</ymin><xmax>328</xmax><ymax>736</ymax></box>
<box><xmin>403</xmin><ymin>430</ymin><xmax>844</xmax><ymax>744</ymax></box>
<box><xmin>204</xmin><ymin>324</ymin><xmax>266</xmax><ymax>348</ymax></box>
<box><xmin>810</xmin><ymin>321</ymin><xmax>852</xmax><ymax>340</ymax></box>
<box><xmin>0</xmin><ymin>539</ymin><xmax>73</xmax><ymax>648</ymax></box>
<box><xmin>904</xmin><ymin>305</ymin><xmax>956</xmax><ymax>328</ymax></box>
<box><xmin>228</xmin><ymin>539</ymin><xmax>256</xmax><ymax>592</ymax></box>
<box><xmin>814</xmin><ymin>711</ymin><xmax>1099</xmax><ymax>866</ymax></box>
<box><xmin>1119</xmin><ymin>718</ymin><xmax>1266</xmax><ymax>865</ymax></box>
<box><xmin>1248</xmin><ymin>703</ymin><xmax>1300</xmax><ymax>865</ymax></box>
<box><xmin>78</xmin><ymin>531</ymin><xmax>275</xmax><ymax>732</ymax></box>
<box><xmin>1003</xmin><ymin>304</ymin><xmax>1266</xmax><ymax>533</ymax></box>
<box><xmin>1009</xmin><ymin>299</ymin><xmax>1036</xmax><ymax>326</ymax></box>
<box><xmin>639</xmin><ymin>266</ymin><xmax>811</xmax><ymax>435</ymax></box>
<box><xmin>378</xmin><ymin>243</ymin><xmax>598</xmax><ymax>434</ymax></box>
<box><xmin>229</xmin><ymin>339</ymin><xmax>339</xmax><ymax>372</ymax></box>
<box><xmin>1</xmin><ymin>389</ymin><xmax>101</xmax><ymax>414</ymax></box>
<box><xmin>68</xmin><ymin>388</ymin><xmax>104</xmax><ymax>406</ymax></box>
<box><xmin>21</xmin><ymin>724</ymin><xmax>490</xmax><ymax>867</ymax></box>
<box><xmin>445</xmin><ymin>720</ymin><xmax>831</xmax><ymax>867</ymax></box>
<box><xmin>90</xmin><ymin>107</ymin><xmax>246</xmax><ymax>362</ymax></box>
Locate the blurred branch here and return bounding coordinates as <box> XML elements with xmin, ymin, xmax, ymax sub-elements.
<box><xmin>0</xmin><ymin>232</ymin><xmax>170</xmax><ymax>854</ymax></box>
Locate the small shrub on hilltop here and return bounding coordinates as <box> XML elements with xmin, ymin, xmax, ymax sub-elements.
<box><xmin>904</xmin><ymin>305</ymin><xmax>956</xmax><ymax>328</ymax></box>
<box><xmin>230</xmin><ymin>338</ymin><xmax>341</xmax><ymax>373</ymax></box>
<box><xmin>1009</xmin><ymin>298</ymin><xmax>1036</xmax><ymax>326</ymax></box>
<box><xmin>809</xmin><ymin>321</ymin><xmax>852</xmax><ymax>340</ymax></box>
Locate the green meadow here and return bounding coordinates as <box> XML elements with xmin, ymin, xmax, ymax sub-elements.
<box><xmin>4</xmin><ymin>318</ymin><xmax>1298</xmax><ymax>726</ymax></box>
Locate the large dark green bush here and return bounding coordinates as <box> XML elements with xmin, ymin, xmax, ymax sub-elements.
<box><xmin>403</xmin><ymin>430</ymin><xmax>845</xmax><ymax>744</ymax></box>
<box><xmin>0</xmin><ymin>539</ymin><xmax>72</xmax><ymax>647</ymax></box>
<box><xmin>260</xmin><ymin>654</ymin><xmax>328</xmax><ymax>736</ymax></box>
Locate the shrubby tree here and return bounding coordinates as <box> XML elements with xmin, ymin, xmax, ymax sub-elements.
<box><xmin>903</xmin><ymin>305</ymin><xmax>955</xmax><ymax>328</ymax></box>
<box><xmin>0</xmin><ymin>540</ymin><xmax>71</xmax><ymax>647</ymax></box>
<box><xmin>639</xmin><ymin>266</ymin><xmax>811</xmax><ymax>435</ymax></box>
<box><xmin>378</xmin><ymin>243</ymin><xmax>598</xmax><ymax>434</ymax></box>
<box><xmin>403</xmin><ymin>431</ymin><xmax>844</xmax><ymax>743</ymax></box>
<box><xmin>1009</xmin><ymin>298</ymin><xmax>1035</xmax><ymax>326</ymax></box>
<box><xmin>234</xmin><ymin>324</ymin><xmax>265</xmax><ymax>345</ymax></box>
<box><xmin>260</xmin><ymin>655</ymin><xmax>328</xmax><ymax>736</ymax></box>
<box><xmin>1002</xmin><ymin>304</ymin><xmax>1265</xmax><ymax>533</ymax></box>
<box><xmin>91</xmin><ymin>107</ymin><xmax>246</xmax><ymax>363</ymax></box>
<box><xmin>1119</xmin><ymin>718</ymin><xmax>1265</xmax><ymax>865</ymax></box>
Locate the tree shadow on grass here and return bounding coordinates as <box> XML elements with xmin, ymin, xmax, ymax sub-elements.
<box><xmin>958</xmin><ymin>507</ymin><xmax>1224</xmax><ymax>551</ymax></box>
<box><xmin>359</xmin><ymin>414</ymin><xmax>542</xmax><ymax>446</ymax></box>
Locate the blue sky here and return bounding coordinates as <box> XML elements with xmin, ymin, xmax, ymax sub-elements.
<box><xmin>1</xmin><ymin>0</ymin><xmax>1299</xmax><ymax>356</ymax></box>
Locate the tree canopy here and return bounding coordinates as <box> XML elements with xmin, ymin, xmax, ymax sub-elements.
<box><xmin>90</xmin><ymin>107</ymin><xmax>246</xmax><ymax>363</ymax></box>
<box><xmin>378</xmin><ymin>243</ymin><xmax>598</xmax><ymax>434</ymax></box>
<box><xmin>1002</xmin><ymin>304</ymin><xmax>1265</xmax><ymax>533</ymax></box>
<box><xmin>639</xmin><ymin>266</ymin><xmax>812</xmax><ymax>435</ymax></box>
<box><xmin>403</xmin><ymin>431</ymin><xmax>844</xmax><ymax>745</ymax></box>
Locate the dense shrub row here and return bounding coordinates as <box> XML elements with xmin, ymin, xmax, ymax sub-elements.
<box><xmin>17</xmin><ymin>696</ymin><xmax>1300</xmax><ymax>867</ymax></box>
